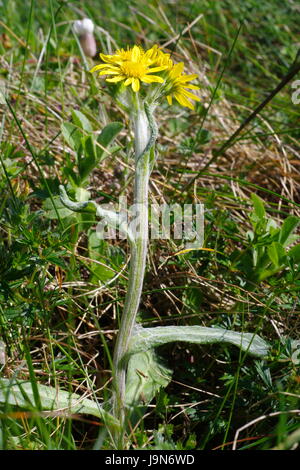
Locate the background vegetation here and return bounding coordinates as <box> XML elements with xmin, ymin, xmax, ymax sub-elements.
<box><xmin>0</xmin><ymin>0</ymin><xmax>299</xmax><ymax>450</ymax></box>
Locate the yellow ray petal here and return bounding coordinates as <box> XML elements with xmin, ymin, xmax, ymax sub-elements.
<box><xmin>131</xmin><ymin>45</ymin><xmax>141</xmax><ymax>62</ymax></box>
<box><xmin>106</xmin><ymin>75</ymin><xmax>126</xmax><ymax>82</ymax></box>
<box><xmin>167</xmin><ymin>95</ymin><xmax>173</xmax><ymax>105</ymax></box>
<box><xmin>124</xmin><ymin>77</ymin><xmax>133</xmax><ymax>86</ymax></box>
<box><xmin>183</xmin><ymin>84</ymin><xmax>199</xmax><ymax>90</ymax></box>
<box><xmin>169</xmin><ymin>62</ymin><xmax>184</xmax><ymax>78</ymax></box>
<box><xmin>174</xmin><ymin>92</ymin><xmax>194</xmax><ymax>109</ymax></box>
<box><xmin>98</xmin><ymin>70</ymin><xmax>120</xmax><ymax>76</ymax></box>
<box><xmin>178</xmin><ymin>74</ymin><xmax>198</xmax><ymax>83</ymax></box>
<box><xmin>132</xmin><ymin>78</ymin><xmax>140</xmax><ymax>92</ymax></box>
<box><xmin>181</xmin><ymin>89</ymin><xmax>201</xmax><ymax>101</ymax></box>
<box><xmin>147</xmin><ymin>65</ymin><xmax>168</xmax><ymax>73</ymax></box>
<box><xmin>90</xmin><ymin>63</ymin><xmax>114</xmax><ymax>73</ymax></box>
<box><xmin>144</xmin><ymin>45</ymin><xmax>159</xmax><ymax>60</ymax></box>
<box><xmin>141</xmin><ymin>75</ymin><xmax>164</xmax><ymax>84</ymax></box>
<box><xmin>99</xmin><ymin>53</ymin><xmax>115</xmax><ymax>63</ymax></box>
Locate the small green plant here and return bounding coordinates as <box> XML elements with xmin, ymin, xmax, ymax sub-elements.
<box><xmin>231</xmin><ymin>193</ymin><xmax>300</xmax><ymax>284</ymax></box>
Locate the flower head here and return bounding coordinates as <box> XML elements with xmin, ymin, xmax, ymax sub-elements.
<box><xmin>90</xmin><ymin>44</ymin><xmax>200</xmax><ymax>109</ymax></box>
<box><xmin>151</xmin><ymin>46</ymin><xmax>173</xmax><ymax>69</ymax></box>
<box><xmin>164</xmin><ymin>62</ymin><xmax>200</xmax><ymax>110</ymax></box>
<box><xmin>90</xmin><ymin>45</ymin><xmax>168</xmax><ymax>92</ymax></box>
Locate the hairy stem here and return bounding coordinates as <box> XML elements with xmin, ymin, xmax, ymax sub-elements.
<box><xmin>111</xmin><ymin>106</ymin><xmax>151</xmax><ymax>447</ymax></box>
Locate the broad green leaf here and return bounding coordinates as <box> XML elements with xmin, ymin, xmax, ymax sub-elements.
<box><xmin>125</xmin><ymin>350</ymin><xmax>172</xmax><ymax>407</ymax></box>
<box><xmin>43</xmin><ymin>195</ymin><xmax>74</xmax><ymax>219</ymax></box>
<box><xmin>71</xmin><ymin>110</ymin><xmax>93</xmax><ymax>133</ymax></box>
<box><xmin>88</xmin><ymin>233</ymin><xmax>113</xmax><ymax>282</ymax></box>
<box><xmin>75</xmin><ymin>186</ymin><xmax>91</xmax><ymax>203</ymax></box>
<box><xmin>88</xmin><ymin>233</ymin><xmax>123</xmax><ymax>282</ymax></box>
<box><xmin>251</xmin><ymin>193</ymin><xmax>266</xmax><ymax>220</ymax></box>
<box><xmin>63</xmin><ymin>167</ymin><xmax>79</xmax><ymax>187</ymax></box>
<box><xmin>0</xmin><ymin>378</ymin><xmax>119</xmax><ymax>429</ymax></box>
<box><xmin>288</xmin><ymin>244</ymin><xmax>300</xmax><ymax>263</ymax></box>
<box><xmin>125</xmin><ymin>326</ymin><xmax>269</xmax><ymax>408</ymax></box>
<box><xmin>96</xmin><ymin>122</ymin><xmax>123</xmax><ymax>161</ymax></box>
<box><xmin>90</xmin><ymin>264</ymin><xmax>115</xmax><ymax>282</ymax></box>
<box><xmin>266</xmin><ymin>218</ymin><xmax>278</xmax><ymax>234</ymax></box>
<box><xmin>278</xmin><ymin>216</ymin><xmax>300</xmax><ymax>246</ymax></box>
<box><xmin>258</xmin><ymin>267</ymin><xmax>283</xmax><ymax>281</ymax></box>
<box><xmin>267</xmin><ymin>242</ymin><xmax>286</xmax><ymax>267</ymax></box>
<box><xmin>1</xmin><ymin>158</ymin><xmax>22</xmax><ymax>177</ymax></box>
<box><xmin>77</xmin><ymin>123</ymin><xmax>123</xmax><ymax>182</ymax></box>
<box><xmin>128</xmin><ymin>326</ymin><xmax>269</xmax><ymax>358</ymax></box>
<box><xmin>78</xmin><ymin>135</ymin><xmax>97</xmax><ymax>182</ymax></box>
<box><xmin>88</xmin><ymin>230</ymin><xmax>102</xmax><ymax>254</ymax></box>
<box><xmin>61</xmin><ymin>122</ymin><xmax>82</xmax><ymax>151</ymax></box>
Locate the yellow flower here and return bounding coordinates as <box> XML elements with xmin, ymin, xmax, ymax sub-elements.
<box><xmin>100</xmin><ymin>46</ymin><xmax>144</xmax><ymax>64</ymax></box>
<box><xmin>90</xmin><ymin>45</ymin><xmax>168</xmax><ymax>92</ymax></box>
<box><xmin>143</xmin><ymin>45</ymin><xmax>173</xmax><ymax>69</ymax></box>
<box><xmin>153</xmin><ymin>48</ymin><xmax>173</xmax><ymax>69</ymax></box>
<box><xmin>165</xmin><ymin>62</ymin><xmax>200</xmax><ymax>110</ymax></box>
<box><xmin>90</xmin><ymin>44</ymin><xmax>200</xmax><ymax>108</ymax></box>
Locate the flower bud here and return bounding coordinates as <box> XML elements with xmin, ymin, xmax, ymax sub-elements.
<box><xmin>73</xmin><ymin>18</ymin><xmax>94</xmax><ymax>35</ymax></box>
<box><xmin>73</xmin><ymin>18</ymin><xmax>97</xmax><ymax>58</ymax></box>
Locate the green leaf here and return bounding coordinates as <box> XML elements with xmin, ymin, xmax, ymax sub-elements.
<box><xmin>254</xmin><ymin>361</ymin><xmax>273</xmax><ymax>389</ymax></box>
<box><xmin>61</xmin><ymin>122</ymin><xmax>82</xmax><ymax>151</ymax></box>
<box><xmin>88</xmin><ymin>233</ymin><xmax>123</xmax><ymax>282</ymax></box>
<box><xmin>71</xmin><ymin>110</ymin><xmax>93</xmax><ymax>133</ymax></box>
<box><xmin>251</xmin><ymin>193</ymin><xmax>266</xmax><ymax>220</ymax></box>
<box><xmin>75</xmin><ymin>186</ymin><xmax>91</xmax><ymax>203</ymax></box>
<box><xmin>288</xmin><ymin>244</ymin><xmax>300</xmax><ymax>263</ymax></box>
<box><xmin>96</xmin><ymin>122</ymin><xmax>123</xmax><ymax>161</ymax></box>
<box><xmin>0</xmin><ymin>378</ymin><xmax>119</xmax><ymax>430</ymax></box>
<box><xmin>125</xmin><ymin>350</ymin><xmax>172</xmax><ymax>407</ymax></box>
<box><xmin>267</xmin><ymin>242</ymin><xmax>286</xmax><ymax>267</ymax></box>
<box><xmin>128</xmin><ymin>326</ymin><xmax>269</xmax><ymax>358</ymax></box>
<box><xmin>78</xmin><ymin>135</ymin><xmax>97</xmax><ymax>182</ymax></box>
<box><xmin>124</xmin><ymin>326</ymin><xmax>269</xmax><ymax>409</ymax></box>
<box><xmin>63</xmin><ymin>167</ymin><xmax>79</xmax><ymax>187</ymax></box>
<box><xmin>43</xmin><ymin>195</ymin><xmax>74</xmax><ymax>219</ymax></box>
<box><xmin>278</xmin><ymin>216</ymin><xmax>300</xmax><ymax>246</ymax></box>
<box><xmin>258</xmin><ymin>267</ymin><xmax>283</xmax><ymax>281</ymax></box>
<box><xmin>77</xmin><ymin>123</ymin><xmax>123</xmax><ymax>183</ymax></box>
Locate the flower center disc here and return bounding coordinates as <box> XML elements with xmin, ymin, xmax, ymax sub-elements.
<box><xmin>121</xmin><ymin>61</ymin><xmax>146</xmax><ymax>78</ymax></box>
